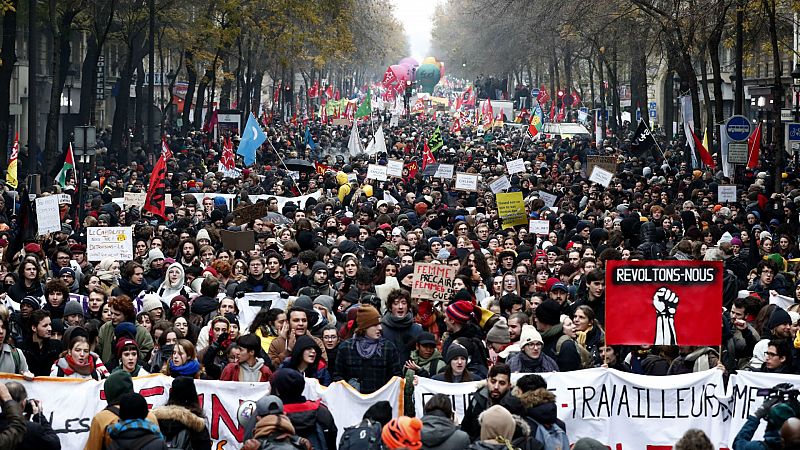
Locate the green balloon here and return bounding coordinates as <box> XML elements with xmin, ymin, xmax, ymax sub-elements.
<box><xmin>416</xmin><ymin>63</ymin><xmax>441</xmax><ymax>94</ymax></box>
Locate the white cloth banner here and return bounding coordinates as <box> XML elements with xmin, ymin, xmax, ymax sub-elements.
<box><xmin>250</xmin><ymin>190</ymin><xmax>322</xmax><ymax>213</ymax></box>
<box><xmin>235</xmin><ymin>292</ymin><xmax>285</xmax><ymax>331</ymax></box>
<box><xmin>681</xmin><ymin>95</ymin><xmax>699</xmax><ymax>169</ymax></box>
<box><xmin>6</xmin><ymin>373</ymin><xmax>404</xmax><ymax>450</ymax></box>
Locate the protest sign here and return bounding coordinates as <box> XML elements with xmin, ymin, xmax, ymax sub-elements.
<box><xmin>123</xmin><ymin>191</ymin><xmax>147</xmax><ymax>209</ymax></box>
<box><xmin>586</xmin><ymin>155</ymin><xmax>617</xmax><ymax>177</ymax></box>
<box><xmin>433</xmin><ymin>163</ymin><xmax>454</xmax><ymax>179</ymax></box>
<box><xmin>605</xmin><ymin>260</ymin><xmax>723</xmax><ymax>346</ymax></box>
<box><xmin>233</xmin><ymin>201</ymin><xmax>269</xmax><ymax>225</ymax></box>
<box><xmin>367</xmin><ymin>164</ymin><xmax>388</xmax><ymax>181</ymax></box>
<box><xmin>220</xmin><ymin>230</ymin><xmax>255</xmax><ymax>251</ymax></box>
<box><xmin>35</xmin><ymin>195</ymin><xmax>61</xmax><ymax>235</ymax></box>
<box><xmin>235</xmin><ymin>292</ymin><xmax>285</xmax><ymax>330</ymax></box>
<box><xmin>411</xmin><ymin>262</ymin><xmax>458</xmax><ymax>301</ymax></box>
<box><xmin>718</xmin><ymin>185</ymin><xmax>737</xmax><ymax>203</ymax></box>
<box><xmin>529</xmin><ymin>219</ymin><xmax>550</xmax><ymax>235</ymax></box>
<box><xmin>331</xmin><ymin>118</ymin><xmax>350</xmax><ymax>126</ymax></box>
<box><xmin>589</xmin><ymin>166</ymin><xmax>614</xmax><ymax>187</ymax></box>
<box><xmin>496</xmin><ymin>192</ymin><xmax>527</xmax><ymax>229</ymax></box>
<box><xmin>57</xmin><ymin>193</ymin><xmax>72</xmax><ymax>204</ymax></box>
<box><xmin>489</xmin><ymin>175</ymin><xmax>511</xmax><ymax>193</ymax></box>
<box><xmin>538</xmin><ymin>190</ymin><xmax>557</xmax><ymax>208</ymax></box>
<box><xmin>454</xmin><ymin>173</ymin><xmax>478</xmax><ymax>191</ymax></box>
<box><xmin>506</xmin><ymin>158</ymin><xmax>525</xmax><ymax>174</ymax></box>
<box><xmin>421</xmin><ymin>163</ymin><xmax>439</xmax><ymax>177</ymax></box>
<box><xmin>386</xmin><ymin>159</ymin><xmax>404</xmax><ymax>177</ymax></box>
<box><xmin>87</xmin><ymin>227</ymin><xmax>133</xmax><ymax>261</ymax></box>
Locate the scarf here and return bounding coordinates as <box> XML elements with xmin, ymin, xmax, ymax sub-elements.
<box><xmin>382</xmin><ymin>312</ymin><xmax>413</xmax><ymax>330</ymax></box>
<box><xmin>66</xmin><ymin>353</ymin><xmax>95</xmax><ymax>376</ymax></box>
<box><xmin>354</xmin><ymin>336</ymin><xmax>382</xmax><ymax>359</ymax></box>
<box><xmin>169</xmin><ymin>358</ymin><xmax>201</xmax><ymax>376</ymax></box>
<box><xmin>576</xmin><ymin>325</ymin><xmax>593</xmax><ymax>347</ymax></box>
<box><xmin>253</xmin><ymin>414</ymin><xmax>296</xmax><ymax>440</ymax></box>
<box><xmin>517</xmin><ymin>350</ymin><xmax>560</xmax><ymax>373</ymax></box>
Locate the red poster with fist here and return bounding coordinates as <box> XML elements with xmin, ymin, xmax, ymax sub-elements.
<box><xmin>605</xmin><ymin>260</ymin><xmax>723</xmax><ymax>346</ymax></box>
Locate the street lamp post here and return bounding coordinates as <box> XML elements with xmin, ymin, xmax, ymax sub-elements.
<box><xmin>73</xmin><ymin>125</ymin><xmax>96</xmax><ymax>225</ymax></box>
<box><xmin>673</xmin><ymin>74</ymin><xmax>681</xmax><ymax>142</ymax></box>
<box><xmin>791</xmin><ymin>64</ymin><xmax>800</xmax><ymax>168</ymax></box>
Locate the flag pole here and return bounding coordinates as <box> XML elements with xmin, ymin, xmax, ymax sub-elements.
<box><xmin>516</xmin><ymin>133</ymin><xmax>528</xmax><ymax>159</ymax></box>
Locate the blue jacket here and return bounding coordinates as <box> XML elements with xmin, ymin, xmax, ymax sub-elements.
<box><xmin>733</xmin><ymin>416</ymin><xmax>781</xmax><ymax>450</ymax></box>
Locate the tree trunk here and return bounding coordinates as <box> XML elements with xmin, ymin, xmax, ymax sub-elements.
<box><xmin>110</xmin><ymin>31</ymin><xmax>146</xmax><ymax>162</ymax></box>
<box><xmin>630</xmin><ymin>25</ymin><xmax>649</xmax><ymax>129</ymax></box>
<box><xmin>78</xmin><ymin>38</ymin><xmax>99</xmax><ymax>126</ymax></box>
<box><xmin>734</xmin><ymin>1</ymin><xmax>745</xmax><ymax>115</ymax></box>
<box><xmin>181</xmin><ymin>50</ymin><xmax>196</xmax><ymax>134</ymax></box>
<box><xmin>133</xmin><ymin>59</ymin><xmax>145</xmax><ymax>143</ymax></box>
<box><xmin>194</xmin><ymin>68</ymin><xmax>211</xmax><ymax>128</ymax></box>
<box><xmin>221</xmin><ymin>58</ymin><xmax>232</xmax><ymax>109</ymax></box>
<box><xmin>44</xmin><ymin>8</ymin><xmax>76</xmax><ymax>178</ymax></box>
<box><xmin>0</xmin><ymin>0</ymin><xmax>17</xmax><ymax>168</ymax></box>
<box><xmin>764</xmin><ymin>0</ymin><xmax>784</xmax><ymax>192</ymax></box>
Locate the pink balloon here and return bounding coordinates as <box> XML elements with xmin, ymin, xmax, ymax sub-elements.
<box><xmin>399</xmin><ymin>57</ymin><xmax>419</xmax><ymax>68</ymax></box>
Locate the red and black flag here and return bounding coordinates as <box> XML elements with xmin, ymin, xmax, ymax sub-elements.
<box><xmin>143</xmin><ymin>153</ymin><xmax>168</xmax><ymax>219</ymax></box>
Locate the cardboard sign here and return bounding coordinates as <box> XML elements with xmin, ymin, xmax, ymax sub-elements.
<box><xmin>489</xmin><ymin>175</ymin><xmax>511</xmax><ymax>193</ymax></box>
<box><xmin>386</xmin><ymin>159</ymin><xmax>404</xmax><ymax>177</ymax></box>
<box><xmin>718</xmin><ymin>185</ymin><xmax>737</xmax><ymax>203</ymax></box>
<box><xmin>411</xmin><ymin>263</ymin><xmax>459</xmax><ymax>301</ymax></box>
<box><xmin>421</xmin><ymin>163</ymin><xmax>439</xmax><ymax>177</ymax></box>
<box><xmin>589</xmin><ymin>166</ymin><xmax>614</xmax><ymax>188</ymax></box>
<box><xmin>220</xmin><ymin>230</ymin><xmax>256</xmax><ymax>251</ymax></box>
<box><xmin>529</xmin><ymin>219</ymin><xmax>550</xmax><ymax>235</ymax></box>
<box><xmin>496</xmin><ymin>192</ymin><xmax>527</xmax><ymax>229</ymax></box>
<box><xmin>454</xmin><ymin>173</ymin><xmax>478</xmax><ymax>191</ymax></box>
<box><xmin>87</xmin><ymin>227</ymin><xmax>133</xmax><ymax>261</ymax></box>
<box><xmin>506</xmin><ymin>158</ymin><xmax>526</xmax><ymax>175</ymax></box>
<box><xmin>35</xmin><ymin>196</ymin><xmax>61</xmax><ymax>235</ymax></box>
<box><xmin>605</xmin><ymin>260</ymin><xmax>723</xmax><ymax>346</ymax></box>
<box><xmin>433</xmin><ymin>164</ymin><xmax>454</xmax><ymax>179</ymax></box>
<box><xmin>367</xmin><ymin>164</ymin><xmax>388</xmax><ymax>181</ymax></box>
<box><xmin>123</xmin><ymin>192</ymin><xmax>147</xmax><ymax>209</ymax></box>
<box><xmin>233</xmin><ymin>201</ymin><xmax>269</xmax><ymax>225</ymax></box>
<box><xmin>538</xmin><ymin>191</ymin><xmax>557</xmax><ymax>208</ymax></box>
<box><xmin>331</xmin><ymin>118</ymin><xmax>350</xmax><ymax>126</ymax></box>
<box><xmin>586</xmin><ymin>155</ymin><xmax>617</xmax><ymax>177</ymax></box>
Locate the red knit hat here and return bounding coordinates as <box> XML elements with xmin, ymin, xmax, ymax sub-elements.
<box><xmin>446</xmin><ymin>300</ymin><xmax>474</xmax><ymax>324</ymax></box>
<box><xmin>545</xmin><ymin>277</ymin><xmax>560</xmax><ymax>292</ymax></box>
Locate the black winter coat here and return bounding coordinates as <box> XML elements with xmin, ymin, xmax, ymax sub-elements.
<box><xmin>152</xmin><ymin>405</ymin><xmax>212</xmax><ymax>450</ymax></box>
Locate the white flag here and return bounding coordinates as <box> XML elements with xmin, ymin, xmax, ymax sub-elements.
<box><xmin>348</xmin><ymin>121</ymin><xmax>362</xmax><ymax>157</ymax></box>
<box><xmin>366</xmin><ymin>126</ymin><xmax>387</xmax><ymax>156</ymax></box>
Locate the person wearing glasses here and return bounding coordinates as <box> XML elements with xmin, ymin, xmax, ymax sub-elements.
<box><xmin>505</xmin><ymin>325</ymin><xmax>559</xmax><ymax>373</ymax></box>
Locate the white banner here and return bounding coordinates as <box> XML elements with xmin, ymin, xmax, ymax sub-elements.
<box><xmin>489</xmin><ymin>175</ymin><xmax>511</xmax><ymax>193</ymax></box>
<box><xmin>235</xmin><ymin>292</ymin><xmax>285</xmax><ymax>331</ymax></box>
<box><xmin>7</xmin><ymin>373</ymin><xmax>403</xmax><ymax>450</ymax></box>
<box><xmin>455</xmin><ymin>173</ymin><xmax>478</xmax><ymax>191</ymax></box>
<box><xmin>433</xmin><ymin>164</ymin><xmax>454</xmax><ymax>179</ymax></box>
<box><xmin>589</xmin><ymin>166</ymin><xmax>613</xmax><ymax>188</ymax></box>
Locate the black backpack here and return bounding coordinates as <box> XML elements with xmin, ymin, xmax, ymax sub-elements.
<box><xmin>165</xmin><ymin>429</ymin><xmax>192</xmax><ymax>450</ymax></box>
<box><xmin>257</xmin><ymin>434</ymin><xmax>309</xmax><ymax>450</ymax></box>
<box><xmin>338</xmin><ymin>419</ymin><xmax>384</xmax><ymax>450</ymax></box>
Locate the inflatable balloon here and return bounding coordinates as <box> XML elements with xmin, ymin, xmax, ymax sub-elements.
<box><xmin>416</xmin><ymin>63</ymin><xmax>441</xmax><ymax>94</ymax></box>
<box><xmin>439</xmin><ymin>61</ymin><xmax>445</xmax><ymax>79</ymax></box>
<box><xmin>363</xmin><ymin>184</ymin><xmax>373</xmax><ymax>197</ymax></box>
<box><xmin>399</xmin><ymin>57</ymin><xmax>419</xmax><ymax>69</ymax></box>
<box><xmin>422</xmin><ymin>56</ymin><xmax>437</xmax><ymax>65</ymax></box>
<box><xmin>338</xmin><ymin>183</ymin><xmax>351</xmax><ymax>202</ymax></box>
<box><xmin>336</xmin><ymin>171</ymin><xmax>348</xmax><ymax>186</ymax></box>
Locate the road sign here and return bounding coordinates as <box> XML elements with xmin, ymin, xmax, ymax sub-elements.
<box><xmin>649</xmin><ymin>110</ymin><xmax>657</xmax><ymax>118</ymax></box>
<box><xmin>787</xmin><ymin>123</ymin><xmax>800</xmax><ymax>155</ymax></box>
<box><xmin>725</xmin><ymin>115</ymin><xmax>752</xmax><ymax>141</ymax></box>
<box><xmin>648</xmin><ymin>101</ymin><xmax>657</xmax><ymax>109</ymax></box>
<box><xmin>781</xmin><ymin>109</ymin><xmax>794</xmax><ymax>123</ymax></box>
<box><xmin>728</xmin><ymin>142</ymin><xmax>748</xmax><ymax>164</ymax></box>
<box><xmin>531</xmin><ymin>88</ymin><xmax>540</xmax><ymax>97</ymax></box>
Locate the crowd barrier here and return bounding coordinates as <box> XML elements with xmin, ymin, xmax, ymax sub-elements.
<box><xmin>1</xmin><ymin>368</ymin><xmax>794</xmax><ymax>450</ymax></box>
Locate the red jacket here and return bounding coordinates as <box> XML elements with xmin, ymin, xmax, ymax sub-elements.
<box><xmin>219</xmin><ymin>361</ymin><xmax>272</xmax><ymax>382</ymax></box>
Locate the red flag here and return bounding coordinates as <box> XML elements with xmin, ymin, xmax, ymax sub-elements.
<box><xmin>143</xmin><ymin>153</ymin><xmax>168</xmax><ymax>219</ymax></box>
<box><xmin>537</xmin><ymin>85</ymin><xmax>550</xmax><ymax>105</ymax></box>
<box><xmin>747</xmin><ymin>122</ymin><xmax>762</xmax><ymax>169</ymax></box>
<box><xmin>202</xmin><ymin>109</ymin><xmax>218</xmax><ymax>132</ymax></box>
<box><xmin>161</xmin><ymin>136</ymin><xmax>173</xmax><ymax>160</ymax></box>
<box><xmin>572</xmin><ymin>90</ymin><xmax>582</xmax><ymax>107</ymax></box>
<box><xmin>220</xmin><ymin>137</ymin><xmax>235</xmax><ymax>170</ymax></box>
<box><xmin>307</xmin><ymin>81</ymin><xmax>319</xmax><ymax>98</ymax></box>
<box><xmin>422</xmin><ymin>141</ymin><xmax>436</xmax><ymax>169</ymax></box>
<box><xmin>334</xmin><ymin>89</ymin><xmax>340</xmax><ymax>100</ymax></box>
<box><xmin>556</xmin><ymin>104</ymin><xmax>565</xmax><ymax>122</ymax></box>
<box><xmin>482</xmin><ymin>99</ymin><xmax>494</xmax><ymax>127</ymax></box>
<box><xmin>689</xmin><ymin>127</ymin><xmax>716</xmax><ymax>168</ymax></box>
<box><xmin>273</xmin><ymin>81</ymin><xmax>281</xmax><ymax>104</ymax></box>
<box><xmin>450</xmin><ymin>115</ymin><xmax>461</xmax><ymax>133</ymax></box>
<box><xmin>314</xmin><ymin>161</ymin><xmax>329</xmax><ymax>174</ymax></box>
<box><xmin>549</xmin><ymin>105</ymin><xmax>556</xmax><ymax>122</ymax></box>
<box><xmin>382</xmin><ymin>67</ymin><xmax>398</xmax><ymax>89</ymax></box>
<box><xmin>455</xmin><ymin>96</ymin><xmax>463</xmax><ymax>111</ymax></box>
<box><xmin>405</xmin><ymin>161</ymin><xmax>418</xmax><ymax>179</ymax></box>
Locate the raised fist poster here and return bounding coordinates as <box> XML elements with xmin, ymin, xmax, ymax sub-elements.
<box><xmin>605</xmin><ymin>260</ymin><xmax>723</xmax><ymax>346</ymax></box>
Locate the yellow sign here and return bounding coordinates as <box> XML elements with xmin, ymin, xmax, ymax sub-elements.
<box><xmin>496</xmin><ymin>192</ymin><xmax>527</xmax><ymax>229</ymax></box>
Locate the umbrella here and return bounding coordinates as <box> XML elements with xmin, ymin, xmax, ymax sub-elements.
<box><xmin>282</xmin><ymin>158</ymin><xmax>315</xmax><ymax>173</ymax></box>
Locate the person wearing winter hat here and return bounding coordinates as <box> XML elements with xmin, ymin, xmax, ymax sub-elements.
<box><xmin>112</xmin><ymin>337</ymin><xmax>149</xmax><ymax>377</ymax></box>
<box><xmin>534</xmin><ymin>299</ymin><xmax>582</xmax><ymax>372</ymax></box>
<box><xmin>573</xmin><ymin>437</ymin><xmax>608</xmax><ymax>450</ymax></box>
<box><xmin>62</xmin><ymin>300</ymin><xmax>85</xmax><ymax>327</ymax></box>
<box><xmin>431</xmin><ymin>343</ymin><xmax>481</xmax><ymax>383</ymax></box>
<box><xmin>486</xmin><ymin>317</ymin><xmax>511</xmax><ymax>360</ymax></box>
<box><xmin>312</xmin><ymin>295</ymin><xmax>337</xmax><ymax>327</ymax></box>
<box><xmin>298</xmin><ymin>261</ymin><xmax>336</xmax><ymax>300</ymax></box>
<box><xmin>271</xmin><ymin>369</ymin><xmax>338</xmax><ymax>450</ymax></box>
<box><xmin>152</xmin><ymin>376</ymin><xmax>212</xmax><ymax>450</ymax></box>
<box><xmin>749</xmin><ymin>307</ymin><xmax>794</xmax><ymax>369</ymax></box>
<box><xmin>476</xmin><ymin>405</ymin><xmax>515</xmax><ymax>447</ymax></box>
<box><xmin>142</xmin><ymin>248</ymin><xmax>166</xmax><ymax>289</ymax></box>
<box><xmin>505</xmin><ymin>324</ymin><xmax>559</xmax><ymax>373</ymax></box>
<box><xmin>382</xmin><ymin>416</ymin><xmax>423</xmax><ymax>450</ymax></box>
<box><xmin>334</xmin><ymin>305</ymin><xmax>402</xmax><ymax>394</ymax></box>
<box><xmin>140</xmin><ymin>293</ymin><xmax>166</xmax><ymax>321</ymax></box>
<box><xmin>106</xmin><ymin>392</ymin><xmax>166</xmax><ymax>449</ymax></box>
<box><xmin>442</xmin><ymin>300</ymin><xmax>486</xmax><ymax>358</ymax></box>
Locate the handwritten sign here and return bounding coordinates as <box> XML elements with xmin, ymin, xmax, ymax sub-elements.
<box><xmin>367</xmin><ymin>164</ymin><xmax>388</xmax><ymax>181</ymax></box>
<box><xmin>538</xmin><ymin>191</ymin><xmax>557</xmax><ymax>208</ymax></box>
<box><xmin>455</xmin><ymin>173</ymin><xmax>478</xmax><ymax>191</ymax></box>
<box><xmin>411</xmin><ymin>263</ymin><xmax>459</xmax><ymax>301</ymax></box>
<box><xmin>87</xmin><ymin>227</ymin><xmax>133</xmax><ymax>261</ymax></box>
<box><xmin>489</xmin><ymin>175</ymin><xmax>511</xmax><ymax>193</ymax></box>
<box><xmin>586</xmin><ymin>155</ymin><xmax>617</xmax><ymax>177</ymax></box>
<box><xmin>386</xmin><ymin>159</ymin><xmax>403</xmax><ymax>177</ymax></box>
<box><xmin>496</xmin><ymin>192</ymin><xmax>527</xmax><ymax>229</ymax></box>
<box><xmin>36</xmin><ymin>196</ymin><xmax>61</xmax><ymax>235</ymax></box>
<box><xmin>233</xmin><ymin>201</ymin><xmax>269</xmax><ymax>225</ymax></box>
<box><xmin>123</xmin><ymin>192</ymin><xmax>147</xmax><ymax>209</ymax></box>
<box><xmin>589</xmin><ymin>166</ymin><xmax>614</xmax><ymax>188</ymax></box>
<box><xmin>718</xmin><ymin>185</ymin><xmax>737</xmax><ymax>203</ymax></box>
<box><xmin>57</xmin><ymin>194</ymin><xmax>72</xmax><ymax>204</ymax></box>
<box><xmin>433</xmin><ymin>164</ymin><xmax>454</xmax><ymax>179</ymax></box>
<box><xmin>506</xmin><ymin>158</ymin><xmax>525</xmax><ymax>175</ymax></box>
<box><xmin>529</xmin><ymin>219</ymin><xmax>550</xmax><ymax>235</ymax></box>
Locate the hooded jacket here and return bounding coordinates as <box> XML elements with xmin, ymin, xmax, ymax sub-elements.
<box><xmin>220</xmin><ymin>357</ymin><xmax>273</xmax><ymax>382</ymax></box>
<box><xmin>151</xmin><ymin>404</ymin><xmax>212</xmax><ymax>450</ymax></box>
<box><xmin>107</xmin><ymin>418</ymin><xmax>166</xmax><ymax>450</ymax></box>
<box><xmin>283</xmin><ymin>400</ymin><xmax>337</xmax><ymax>450</ymax></box>
<box><xmin>421</xmin><ymin>412</ymin><xmax>471</xmax><ymax>450</ymax></box>
<box><xmin>516</xmin><ymin>387</ymin><xmax>567</xmax><ymax>438</ymax></box>
<box><xmin>279</xmin><ymin>335</ymin><xmax>331</xmax><ymax>386</ymax></box>
<box><xmin>157</xmin><ymin>263</ymin><xmax>192</xmax><ymax>303</ymax></box>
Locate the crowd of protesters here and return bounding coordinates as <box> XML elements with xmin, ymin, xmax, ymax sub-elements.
<box><xmin>0</xmin><ymin>103</ymin><xmax>797</xmax><ymax>449</ymax></box>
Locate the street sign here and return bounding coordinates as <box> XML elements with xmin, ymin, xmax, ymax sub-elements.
<box><xmin>787</xmin><ymin>123</ymin><xmax>800</xmax><ymax>155</ymax></box>
<box><xmin>725</xmin><ymin>115</ymin><xmax>751</xmax><ymax>141</ymax></box>
<box><xmin>531</xmin><ymin>88</ymin><xmax>540</xmax><ymax>97</ymax></box>
<box><xmin>649</xmin><ymin>110</ymin><xmax>657</xmax><ymax>118</ymax></box>
<box><xmin>648</xmin><ymin>101</ymin><xmax>657</xmax><ymax>109</ymax></box>
<box><xmin>781</xmin><ymin>109</ymin><xmax>794</xmax><ymax>123</ymax></box>
<box><xmin>728</xmin><ymin>142</ymin><xmax>748</xmax><ymax>164</ymax></box>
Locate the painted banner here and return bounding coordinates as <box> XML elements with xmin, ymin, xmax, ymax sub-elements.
<box><xmin>410</xmin><ymin>262</ymin><xmax>458</xmax><ymax>301</ymax></box>
<box><xmin>4</xmin><ymin>373</ymin><xmax>403</xmax><ymax>450</ymax></box>
<box><xmin>605</xmin><ymin>260</ymin><xmax>723</xmax><ymax>346</ymax></box>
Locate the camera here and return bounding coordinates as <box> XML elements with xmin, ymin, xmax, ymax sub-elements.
<box><xmin>23</xmin><ymin>399</ymin><xmax>37</xmax><ymax>415</ymax></box>
<box><xmin>757</xmin><ymin>385</ymin><xmax>800</xmax><ymax>403</ymax></box>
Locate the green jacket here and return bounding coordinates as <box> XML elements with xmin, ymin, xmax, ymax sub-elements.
<box><xmin>98</xmin><ymin>321</ymin><xmax>154</xmax><ymax>368</ymax></box>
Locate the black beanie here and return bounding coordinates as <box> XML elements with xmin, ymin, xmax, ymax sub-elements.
<box><xmin>536</xmin><ymin>299</ymin><xmax>562</xmax><ymax>326</ymax></box>
<box><xmin>118</xmin><ymin>392</ymin><xmax>149</xmax><ymax>420</ymax></box>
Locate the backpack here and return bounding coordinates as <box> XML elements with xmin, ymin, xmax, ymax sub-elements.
<box><xmin>338</xmin><ymin>419</ymin><xmax>384</xmax><ymax>450</ymax></box>
<box><xmin>530</xmin><ymin>419</ymin><xmax>569</xmax><ymax>450</ymax></box>
<box><xmin>165</xmin><ymin>428</ymin><xmax>192</xmax><ymax>450</ymax></box>
<box><xmin>257</xmin><ymin>434</ymin><xmax>309</xmax><ymax>450</ymax></box>
<box><xmin>555</xmin><ymin>335</ymin><xmax>593</xmax><ymax>369</ymax></box>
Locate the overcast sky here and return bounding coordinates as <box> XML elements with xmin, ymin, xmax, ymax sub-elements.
<box><xmin>390</xmin><ymin>0</ymin><xmax>443</xmax><ymax>62</ymax></box>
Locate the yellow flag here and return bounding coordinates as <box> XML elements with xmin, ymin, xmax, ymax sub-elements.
<box><xmin>6</xmin><ymin>133</ymin><xmax>18</xmax><ymax>189</ymax></box>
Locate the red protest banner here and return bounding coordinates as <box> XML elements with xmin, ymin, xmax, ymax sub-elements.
<box><xmin>605</xmin><ymin>260</ymin><xmax>723</xmax><ymax>346</ymax></box>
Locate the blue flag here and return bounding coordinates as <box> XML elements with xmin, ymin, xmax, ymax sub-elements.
<box><xmin>304</xmin><ymin>127</ymin><xmax>317</xmax><ymax>150</ymax></box>
<box><xmin>237</xmin><ymin>113</ymin><xmax>267</xmax><ymax>166</ymax></box>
